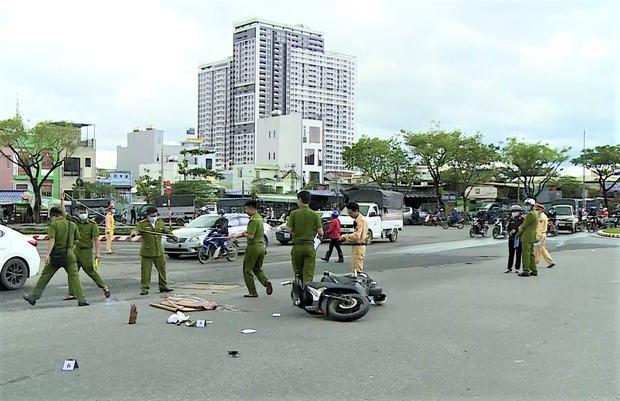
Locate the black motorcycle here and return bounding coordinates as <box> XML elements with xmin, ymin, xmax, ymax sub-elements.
<box><xmin>442</xmin><ymin>218</ymin><xmax>465</xmax><ymax>230</ymax></box>
<box><xmin>281</xmin><ymin>273</ymin><xmax>371</xmax><ymax>322</ymax></box>
<box><xmin>321</xmin><ymin>270</ymin><xmax>387</xmax><ymax>305</ymax></box>
<box><xmin>469</xmin><ymin>218</ymin><xmax>489</xmax><ymax>237</ymax></box>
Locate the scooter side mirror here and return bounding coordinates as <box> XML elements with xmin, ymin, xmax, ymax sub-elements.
<box><xmin>280</xmin><ymin>281</ymin><xmax>292</xmax><ymax>286</ymax></box>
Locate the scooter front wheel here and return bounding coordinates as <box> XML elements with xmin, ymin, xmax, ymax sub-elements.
<box><xmin>469</xmin><ymin>227</ymin><xmax>476</xmax><ymax>238</ymax></box>
<box><xmin>324</xmin><ymin>293</ymin><xmax>370</xmax><ymax>322</ymax></box>
<box><xmin>197</xmin><ymin>247</ymin><xmax>211</xmax><ymax>264</ymax></box>
<box><xmin>492</xmin><ymin>226</ymin><xmax>500</xmax><ymax>239</ymax></box>
<box><xmin>441</xmin><ymin>222</ymin><xmax>449</xmax><ymax>229</ymax></box>
<box><xmin>457</xmin><ymin>223</ymin><xmax>464</xmax><ymax>230</ymax></box>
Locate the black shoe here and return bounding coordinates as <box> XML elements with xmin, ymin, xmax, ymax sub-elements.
<box><xmin>159</xmin><ymin>288</ymin><xmax>173</xmax><ymax>293</ymax></box>
<box><xmin>140</xmin><ymin>290</ymin><xmax>149</xmax><ymax>295</ymax></box>
<box><xmin>518</xmin><ymin>273</ymin><xmax>530</xmax><ymax>277</ymax></box>
<box><xmin>265</xmin><ymin>281</ymin><xmax>273</xmax><ymax>296</ymax></box>
<box><xmin>336</xmin><ymin>259</ymin><xmax>344</xmax><ymax>263</ymax></box>
<box><xmin>547</xmin><ymin>263</ymin><xmax>555</xmax><ymax>268</ymax></box>
<box><xmin>505</xmin><ymin>269</ymin><xmax>512</xmax><ymax>273</ymax></box>
<box><xmin>530</xmin><ymin>272</ymin><xmax>538</xmax><ymax>276</ymax></box>
<box><xmin>23</xmin><ymin>293</ymin><xmax>36</xmax><ymax>306</ymax></box>
<box><xmin>78</xmin><ymin>301</ymin><xmax>90</xmax><ymax>307</ymax></box>
<box><xmin>321</xmin><ymin>257</ymin><xmax>329</xmax><ymax>262</ymax></box>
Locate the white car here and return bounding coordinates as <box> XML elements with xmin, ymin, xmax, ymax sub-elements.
<box><xmin>0</xmin><ymin>225</ymin><xmax>41</xmax><ymax>290</ymax></box>
<box><xmin>163</xmin><ymin>214</ymin><xmax>274</xmax><ymax>258</ymax></box>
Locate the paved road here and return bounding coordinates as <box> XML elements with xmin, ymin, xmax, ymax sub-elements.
<box><xmin>1</xmin><ymin>227</ymin><xmax>618</xmax><ymax>400</ymax></box>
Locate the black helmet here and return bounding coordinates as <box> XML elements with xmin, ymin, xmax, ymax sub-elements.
<box><xmin>218</xmin><ymin>209</ymin><xmax>225</xmax><ymax>215</ymax></box>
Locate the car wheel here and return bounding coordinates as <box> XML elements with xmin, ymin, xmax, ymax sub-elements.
<box><xmin>263</xmin><ymin>235</ymin><xmax>269</xmax><ymax>247</ymax></box>
<box><xmin>365</xmin><ymin>230</ymin><xmax>373</xmax><ymax>245</ymax></box>
<box><xmin>1</xmin><ymin>258</ymin><xmax>29</xmax><ymax>290</ymax></box>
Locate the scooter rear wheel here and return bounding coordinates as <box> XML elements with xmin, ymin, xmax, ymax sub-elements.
<box><xmin>324</xmin><ymin>293</ymin><xmax>370</xmax><ymax>322</ymax></box>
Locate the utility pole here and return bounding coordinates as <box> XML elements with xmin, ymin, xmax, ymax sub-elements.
<box><xmin>160</xmin><ymin>145</ymin><xmax>164</xmax><ymax>196</ymax></box>
<box><xmin>582</xmin><ymin>129</ymin><xmax>586</xmax><ymax>210</ymax></box>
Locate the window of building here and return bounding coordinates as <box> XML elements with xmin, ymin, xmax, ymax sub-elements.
<box><xmin>41</xmin><ymin>181</ymin><xmax>53</xmax><ymax>197</ymax></box>
<box><xmin>15</xmin><ymin>184</ymin><xmax>28</xmax><ymax>190</ymax></box>
<box><xmin>268</xmin><ymin>153</ymin><xmax>271</xmax><ymax>160</ymax></box>
<box><xmin>85</xmin><ymin>157</ymin><xmax>91</xmax><ymax>168</ymax></box>
<box><xmin>40</xmin><ymin>151</ymin><xmax>54</xmax><ymax>169</ymax></box>
<box><xmin>6</xmin><ymin>159</ymin><xmax>10</xmax><ymax>169</ymax></box>
<box><xmin>63</xmin><ymin>157</ymin><xmax>80</xmax><ymax>177</ymax></box>
<box><xmin>309</xmin><ymin>127</ymin><xmax>321</xmax><ymax>144</ymax></box>
<box><xmin>304</xmin><ymin>149</ymin><xmax>315</xmax><ymax>165</ymax></box>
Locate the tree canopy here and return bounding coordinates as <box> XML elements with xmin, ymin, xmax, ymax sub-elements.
<box><xmin>500</xmin><ymin>136</ymin><xmax>570</xmax><ymax>200</ymax></box>
<box><xmin>571</xmin><ymin>144</ymin><xmax>620</xmax><ymax>207</ymax></box>
<box><xmin>342</xmin><ymin>134</ymin><xmax>416</xmax><ymax>189</ymax></box>
<box><xmin>135</xmin><ymin>169</ymin><xmax>161</xmax><ymax>204</ymax></box>
<box><xmin>548</xmin><ymin>176</ymin><xmax>583</xmax><ymax>198</ymax></box>
<box><xmin>171</xmin><ymin>180</ymin><xmax>218</xmax><ymax>206</ymax></box>
<box><xmin>71</xmin><ymin>181</ymin><xmax>124</xmax><ymax>203</ymax></box>
<box><xmin>178</xmin><ymin>147</ymin><xmax>223</xmax><ymax>181</ymax></box>
<box><xmin>0</xmin><ymin>116</ymin><xmax>81</xmax><ymax>222</ymax></box>
<box><xmin>403</xmin><ymin>121</ymin><xmax>461</xmax><ymax>204</ymax></box>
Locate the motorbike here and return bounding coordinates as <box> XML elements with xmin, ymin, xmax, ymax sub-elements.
<box><xmin>442</xmin><ymin>218</ymin><xmax>464</xmax><ymax>230</ymax></box>
<box><xmin>321</xmin><ymin>270</ymin><xmax>387</xmax><ymax>305</ymax></box>
<box><xmin>425</xmin><ymin>215</ymin><xmax>442</xmax><ymax>226</ymax></box>
<box><xmin>469</xmin><ymin>218</ymin><xmax>489</xmax><ymax>237</ymax></box>
<box><xmin>492</xmin><ymin>218</ymin><xmax>508</xmax><ymax>238</ymax></box>
<box><xmin>547</xmin><ymin>220</ymin><xmax>559</xmax><ymax>236</ymax></box>
<box><xmin>281</xmin><ymin>272</ymin><xmax>371</xmax><ymax>322</ymax></box>
<box><xmin>197</xmin><ymin>228</ymin><xmax>238</xmax><ymax>264</ymax></box>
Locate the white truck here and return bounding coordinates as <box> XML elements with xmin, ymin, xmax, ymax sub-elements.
<box><xmin>338</xmin><ymin>189</ymin><xmax>404</xmax><ymax>245</ymax></box>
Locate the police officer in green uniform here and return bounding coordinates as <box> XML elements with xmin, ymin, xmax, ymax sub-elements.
<box><xmin>229</xmin><ymin>200</ymin><xmax>273</xmax><ymax>297</ymax></box>
<box><xmin>23</xmin><ymin>207</ymin><xmax>89</xmax><ymax>306</ymax></box>
<box><xmin>131</xmin><ymin>206</ymin><xmax>175</xmax><ymax>295</ymax></box>
<box><xmin>60</xmin><ymin>195</ymin><xmax>110</xmax><ymax>300</ymax></box>
<box><xmin>283</xmin><ymin>191</ymin><xmax>324</xmax><ymax>287</ymax></box>
<box><xmin>516</xmin><ymin>198</ymin><xmax>538</xmax><ymax>277</ymax></box>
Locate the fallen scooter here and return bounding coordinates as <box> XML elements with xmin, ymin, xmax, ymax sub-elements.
<box><xmin>281</xmin><ymin>273</ymin><xmax>371</xmax><ymax>322</ymax></box>
<box><xmin>321</xmin><ymin>270</ymin><xmax>387</xmax><ymax>305</ymax></box>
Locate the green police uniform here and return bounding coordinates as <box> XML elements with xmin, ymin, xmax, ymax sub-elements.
<box><xmin>243</xmin><ymin>212</ymin><xmax>269</xmax><ymax>295</ymax></box>
<box><xmin>30</xmin><ymin>218</ymin><xmax>86</xmax><ymax>302</ymax></box>
<box><xmin>66</xmin><ymin>215</ymin><xmax>106</xmax><ymax>295</ymax></box>
<box><xmin>287</xmin><ymin>205</ymin><xmax>322</xmax><ymax>287</ymax></box>
<box><xmin>135</xmin><ymin>218</ymin><xmax>174</xmax><ymax>292</ymax></box>
<box><xmin>517</xmin><ymin>209</ymin><xmax>538</xmax><ymax>276</ymax></box>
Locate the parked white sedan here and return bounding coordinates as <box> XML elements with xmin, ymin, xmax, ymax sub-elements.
<box><xmin>163</xmin><ymin>213</ymin><xmax>274</xmax><ymax>258</ymax></box>
<box><xmin>0</xmin><ymin>225</ymin><xmax>41</xmax><ymax>290</ymax></box>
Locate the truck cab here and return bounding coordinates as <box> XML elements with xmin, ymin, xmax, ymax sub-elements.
<box><xmin>553</xmin><ymin>204</ymin><xmax>579</xmax><ymax>233</ymax></box>
<box><xmin>338</xmin><ymin>189</ymin><xmax>404</xmax><ymax>245</ymax></box>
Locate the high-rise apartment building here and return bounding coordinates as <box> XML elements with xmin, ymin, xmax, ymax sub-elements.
<box><xmin>197</xmin><ymin>17</ymin><xmax>356</xmax><ymax>174</ymax></box>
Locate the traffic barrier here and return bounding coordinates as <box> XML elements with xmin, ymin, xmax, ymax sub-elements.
<box><xmin>31</xmin><ymin>235</ymin><xmax>143</xmax><ymax>242</ymax></box>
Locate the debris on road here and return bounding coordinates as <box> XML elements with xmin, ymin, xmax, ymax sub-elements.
<box><xmin>228</xmin><ymin>351</ymin><xmax>241</xmax><ymax>358</ymax></box>
<box><xmin>272</xmin><ymin>313</ymin><xmax>281</xmax><ymax>317</ymax></box>
<box><xmin>127</xmin><ymin>304</ymin><xmax>137</xmax><ymax>324</ymax></box>
<box><xmin>240</xmin><ymin>329</ymin><xmax>257</xmax><ymax>334</ymax></box>
<box><xmin>167</xmin><ymin>311</ymin><xmax>190</xmax><ymax>325</ymax></box>
<box><xmin>150</xmin><ymin>295</ymin><xmax>218</xmax><ymax>313</ymax></box>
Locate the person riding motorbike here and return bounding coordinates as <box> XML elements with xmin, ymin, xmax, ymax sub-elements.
<box><xmin>213</xmin><ymin>209</ymin><xmax>229</xmax><ymax>255</ymax></box>
<box><xmin>587</xmin><ymin>206</ymin><xmax>598</xmax><ymax>218</ymax></box>
<box><xmin>450</xmin><ymin>208</ymin><xmax>459</xmax><ymax>225</ymax></box>
<box><xmin>547</xmin><ymin>206</ymin><xmax>557</xmax><ymax>225</ymax></box>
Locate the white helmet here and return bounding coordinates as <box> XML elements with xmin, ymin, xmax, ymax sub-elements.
<box><xmin>524</xmin><ymin>198</ymin><xmax>536</xmax><ymax>206</ymax></box>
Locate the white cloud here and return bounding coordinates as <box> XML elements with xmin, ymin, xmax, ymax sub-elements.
<box><xmin>0</xmin><ymin>0</ymin><xmax>615</xmax><ymax>172</ymax></box>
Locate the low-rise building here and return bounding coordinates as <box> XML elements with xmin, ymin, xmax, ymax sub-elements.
<box><xmin>97</xmin><ymin>169</ymin><xmax>132</xmax><ymax>204</ymax></box>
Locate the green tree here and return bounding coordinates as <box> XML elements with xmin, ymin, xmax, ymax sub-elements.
<box><xmin>500</xmin><ymin>136</ymin><xmax>570</xmax><ymax>200</ymax></box>
<box><xmin>0</xmin><ymin>116</ymin><xmax>80</xmax><ymax>223</ymax></box>
<box><xmin>250</xmin><ymin>178</ymin><xmax>276</xmax><ymax>198</ymax></box>
<box><xmin>178</xmin><ymin>148</ymin><xmax>223</xmax><ymax>181</ymax></box>
<box><xmin>548</xmin><ymin>176</ymin><xmax>583</xmax><ymax>198</ymax></box>
<box><xmin>403</xmin><ymin>121</ymin><xmax>461</xmax><ymax>205</ymax></box>
<box><xmin>71</xmin><ymin>181</ymin><xmax>122</xmax><ymax>201</ymax></box>
<box><xmin>303</xmin><ymin>181</ymin><xmax>320</xmax><ymax>190</ymax></box>
<box><xmin>170</xmin><ymin>180</ymin><xmax>217</xmax><ymax>206</ymax></box>
<box><xmin>342</xmin><ymin>134</ymin><xmax>416</xmax><ymax>189</ymax></box>
<box><xmin>571</xmin><ymin>145</ymin><xmax>620</xmax><ymax>208</ymax></box>
<box><xmin>445</xmin><ymin>133</ymin><xmax>500</xmax><ymax>210</ymax></box>
<box><xmin>135</xmin><ymin>169</ymin><xmax>161</xmax><ymax>204</ymax></box>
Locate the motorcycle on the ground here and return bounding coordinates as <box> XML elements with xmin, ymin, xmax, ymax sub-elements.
<box><xmin>281</xmin><ymin>272</ymin><xmax>371</xmax><ymax>322</ymax></box>
<box><xmin>547</xmin><ymin>220</ymin><xmax>559</xmax><ymax>236</ymax></box>
<box><xmin>469</xmin><ymin>218</ymin><xmax>489</xmax><ymax>237</ymax></box>
<box><xmin>321</xmin><ymin>270</ymin><xmax>387</xmax><ymax>305</ymax></box>
<box><xmin>442</xmin><ymin>218</ymin><xmax>465</xmax><ymax>230</ymax></box>
<box><xmin>197</xmin><ymin>228</ymin><xmax>238</xmax><ymax>264</ymax></box>
<box><xmin>492</xmin><ymin>217</ymin><xmax>508</xmax><ymax>239</ymax></box>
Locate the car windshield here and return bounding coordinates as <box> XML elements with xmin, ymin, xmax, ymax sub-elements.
<box><xmin>554</xmin><ymin>206</ymin><xmax>572</xmax><ymax>216</ymax></box>
<box><xmin>341</xmin><ymin>205</ymin><xmax>370</xmax><ymax>216</ymax></box>
<box><xmin>186</xmin><ymin>215</ymin><xmax>219</xmax><ymax>228</ymax></box>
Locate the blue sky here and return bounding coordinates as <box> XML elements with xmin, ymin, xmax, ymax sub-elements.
<box><xmin>0</xmin><ymin>0</ymin><xmax>616</xmax><ymax>176</ymax></box>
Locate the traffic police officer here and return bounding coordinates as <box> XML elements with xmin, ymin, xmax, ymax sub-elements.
<box><xmin>340</xmin><ymin>202</ymin><xmax>368</xmax><ymax>275</ymax></box>
<box><xmin>60</xmin><ymin>195</ymin><xmax>110</xmax><ymax>300</ymax></box>
<box><xmin>131</xmin><ymin>206</ymin><xmax>175</xmax><ymax>295</ymax></box>
<box><xmin>284</xmin><ymin>191</ymin><xmax>324</xmax><ymax>287</ymax></box>
<box><xmin>23</xmin><ymin>207</ymin><xmax>89</xmax><ymax>306</ymax></box>
<box><xmin>229</xmin><ymin>200</ymin><xmax>272</xmax><ymax>297</ymax></box>
<box><xmin>516</xmin><ymin>198</ymin><xmax>538</xmax><ymax>277</ymax></box>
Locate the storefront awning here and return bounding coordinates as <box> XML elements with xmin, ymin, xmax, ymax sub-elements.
<box><xmin>309</xmin><ymin>189</ymin><xmax>341</xmax><ymax>197</ymax></box>
<box><xmin>0</xmin><ymin>190</ymin><xmax>27</xmax><ymax>205</ymax></box>
<box><xmin>257</xmin><ymin>194</ymin><xmax>297</xmax><ymax>203</ymax></box>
